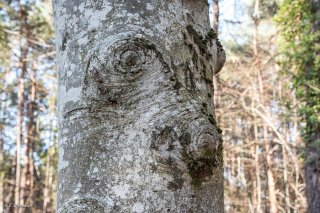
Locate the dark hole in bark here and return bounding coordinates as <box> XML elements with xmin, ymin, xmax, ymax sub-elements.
<box><xmin>125</xmin><ymin>54</ymin><xmax>138</xmax><ymax>67</ymax></box>
<box><xmin>61</xmin><ymin>32</ymin><xmax>69</xmax><ymax>51</ymax></box>
<box><xmin>179</xmin><ymin>132</ymin><xmax>192</xmax><ymax>147</ymax></box>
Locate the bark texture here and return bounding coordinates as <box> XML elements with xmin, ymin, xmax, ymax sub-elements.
<box><xmin>306</xmin><ymin>1</ymin><xmax>320</xmax><ymax>212</ymax></box>
<box><xmin>212</xmin><ymin>0</ymin><xmax>219</xmax><ymax>33</ymax></box>
<box><xmin>53</xmin><ymin>0</ymin><xmax>225</xmax><ymax>212</ymax></box>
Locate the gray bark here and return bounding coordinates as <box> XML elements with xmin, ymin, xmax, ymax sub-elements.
<box><xmin>306</xmin><ymin>1</ymin><xmax>320</xmax><ymax>213</ymax></box>
<box><xmin>53</xmin><ymin>0</ymin><xmax>225</xmax><ymax>212</ymax></box>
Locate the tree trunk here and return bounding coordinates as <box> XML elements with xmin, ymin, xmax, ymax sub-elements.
<box><xmin>253</xmin><ymin>117</ymin><xmax>261</xmax><ymax>213</ymax></box>
<box><xmin>53</xmin><ymin>0</ymin><xmax>225</xmax><ymax>212</ymax></box>
<box><xmin>0</xmin><ymin>111</ymin><xmax>4</xmax><ymax>213</ymax></box>
<box><xmin>305</xmin><ymin>1</ymin><xmax>320</xmax><ymax>213</ymax></box>
<box><xmin>15</xmin><ymin>0</ymin><xmax>29</xmax><ymax>207</ymax></box>
<box><xmin>43</xmin><ymin>149</ymin><xmax>51</xmax><ymax>213</ymax></box>
<box><xmin>21</xmin><ymin>65</ymin><xmax>36</xmax><ymax>213</ymax></box>
<box><xmin>264</xmin><ymin>128</ymin><xmax>278</xmax><ymax>213</ymax></box>
<box><xmin>211</xmin><ymin>0</ymin><xmax>221</xmax><ymax>125</ymax></box>
<box><xmin>43</xmin><ymin>114</ymin><xmax>54</xmax><ymax>213</ymax></box>
<box><xmin>212</xmin><ymin>0</ymin><xmax>219</xmax><ymax>34</ymax></box>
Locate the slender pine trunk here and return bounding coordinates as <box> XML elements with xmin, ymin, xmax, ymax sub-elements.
<box><xmin>15</xmin><ymin>0</ymin><xmax>28</xmax><ymax>206</ymax></box>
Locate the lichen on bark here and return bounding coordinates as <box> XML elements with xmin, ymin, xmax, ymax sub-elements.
<box><xmin>53</xmin><ymin>0</ymin><xmax>225</xmax><ymax>212</ymax></box>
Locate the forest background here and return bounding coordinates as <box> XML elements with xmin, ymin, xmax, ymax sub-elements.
<box><xmin>0</xmin><ymin>0</ymin><xmax>319</xmax><ymax>212</ymax></box>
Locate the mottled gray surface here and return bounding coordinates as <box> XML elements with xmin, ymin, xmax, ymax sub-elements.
<box><xmin>53</xmin><ymin>0</ymin><xmax>225</xmax><ymax>212</ymax></box>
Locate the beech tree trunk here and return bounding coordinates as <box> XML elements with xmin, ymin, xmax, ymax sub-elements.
<box><xmin>53</xmin><ymin>0</ymin><xmax>225</xmax><ymax>212</ymax></box>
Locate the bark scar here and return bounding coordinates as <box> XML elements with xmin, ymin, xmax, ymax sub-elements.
<box><xmin>82</xmin><ymin>36</ymin><xmax>172</xmax><ymax>107</ymax></box>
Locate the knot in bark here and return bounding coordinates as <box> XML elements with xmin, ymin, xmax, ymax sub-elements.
<box><xmin>83</xmin><ymin>36</ymin><xmax>165</xmax><ymax>106</ymax></box>
<box><xmin>113</xmin><ymin>39</ymin><xmax>148</xmax><ymax>74</ymax></box>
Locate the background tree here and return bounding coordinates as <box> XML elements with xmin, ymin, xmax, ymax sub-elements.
<box><xmin>218</xmin><ymin>0</ymin><xmax>307</xmax><ymax>212</ymax></box>
<box><xmin>275</xmin><ymin>0</ymin><xmax>320</xmax><ymax>212</ymax></box>
<box><xmin>0</xmin><ymin>0</ymin><xmax>57</xmax><ymax>212</ymax></box>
